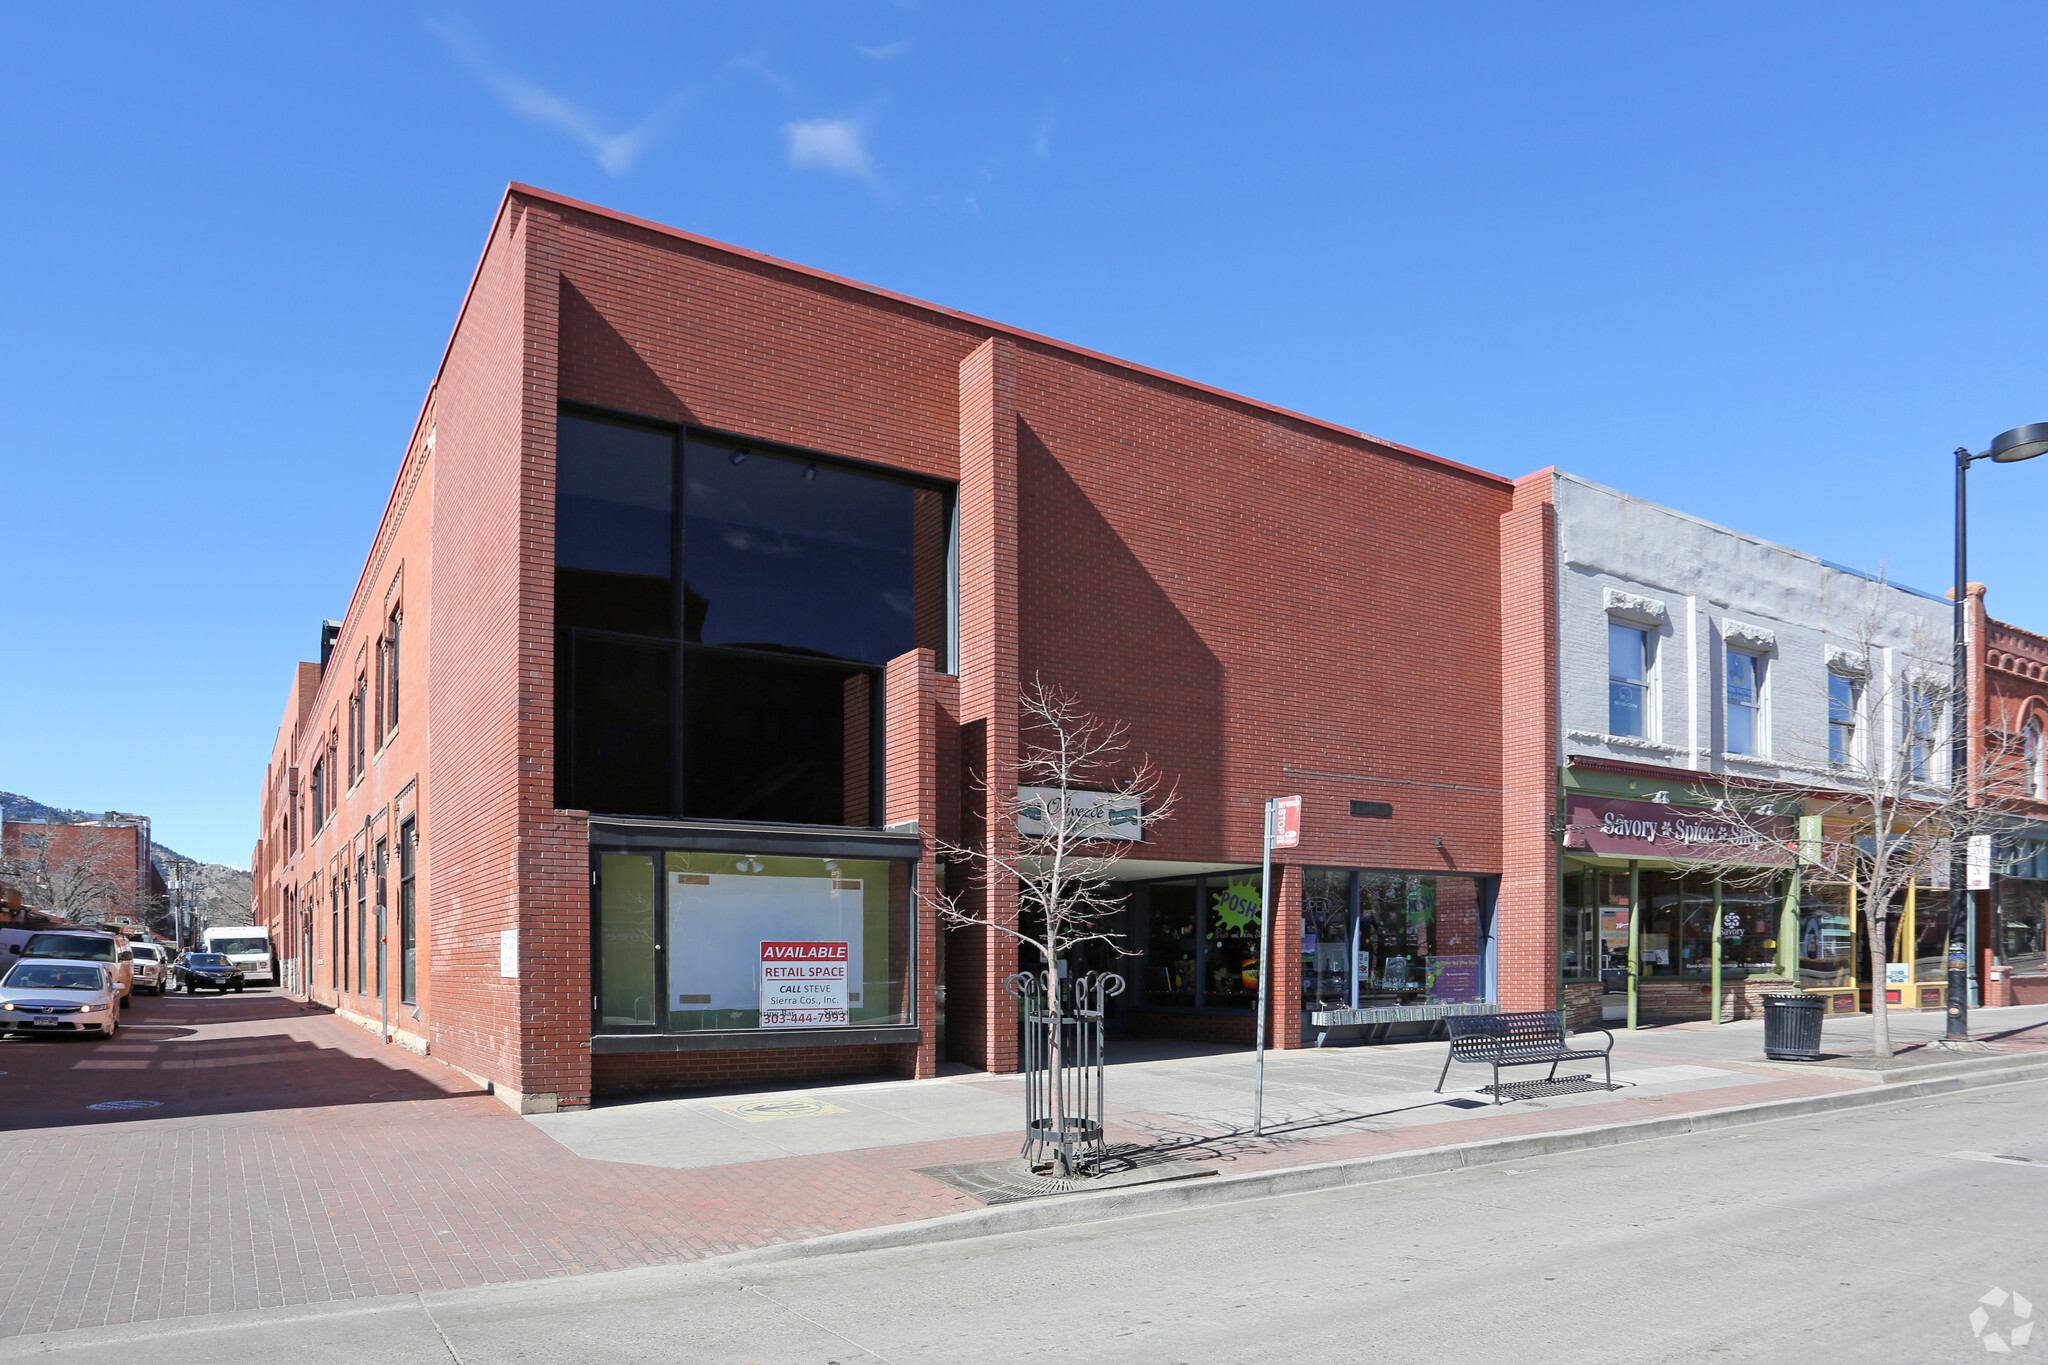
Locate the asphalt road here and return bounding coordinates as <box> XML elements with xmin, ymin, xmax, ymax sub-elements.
<box><xmin>5</xmin><ymin>1076</ymin><xmax>2045</xmax><ymax>1364</ymax></box>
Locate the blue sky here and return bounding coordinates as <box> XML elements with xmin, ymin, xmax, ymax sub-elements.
<box><xmin>4</xmin><ymin>3</ymin><xmax>2047</xmax><ymax>866</ymax></box>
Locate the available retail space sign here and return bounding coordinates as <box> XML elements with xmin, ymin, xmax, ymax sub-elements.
<box><xmin>1563</xmin><ymin>795</ymin><xmax>1793</xmax><ymax>864</ymax></box>
<box><xmin>759</xmin><ymin>941</ymin><xmax>849</xmax><ymax>1027</ymax></box>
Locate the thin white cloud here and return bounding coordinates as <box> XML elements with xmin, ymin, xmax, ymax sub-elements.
<box><xmin>733</xmin><ymin>51</ymin><xmax>797</xmax><ymax>96</ymax></box>
<box><xmin>430</xmin><ymin>20</ymin><xmax>684</xmax><ymax>176</ymax></box>
<box><xmin>858</xmin><ymin>37</ymin><xmax>913</xmax><ymax>59</ymax></box>
<box><xmin>1032</xmin><ymin>109</ymin><xmax>1055</xmax><ymax>159</ymax></box>
<box><xmin>783</xmin><ymin>113</ymin><xmax>883</xmax><ymax>189</ymax></box>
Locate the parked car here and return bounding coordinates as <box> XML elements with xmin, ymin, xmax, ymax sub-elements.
<box><xmin>16</xmin><ymin>930</ymin><xmax>133</xmax><ymax>999</ymax></box>
<box><xmin>0</xmin><ymin>959</ymin><xmax>121</xmax><ymax>1037</ymax></box>
<box><xmin>175</xmin><ymin>952</ymin><xmax>246</xmax><ymax>993</ymax></box>
<box><xmin>127</xmin><ymin>941</ymin><xmax>169</xmax><ymax>995</ymax></box>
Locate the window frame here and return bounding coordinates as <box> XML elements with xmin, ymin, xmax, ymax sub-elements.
<box><xmin>354</xmin><ymin>852</ymin><xmax>368</xmax><ymax>997</ymax></box>
<box><xmin>2026</xmin><ymin>718</ymin><xmax>2044</xmax><ymax>801</ymax></box>
<box><xmin>399</xmin><ymin>818</ymin><xmax>417</xmax><ymax>1006</ymax></box>
<box><xmin>553</xmin><ymin>403</ymin><xmax>959</xmax><ymax>828</ymax></box>
<box><xmin>1607</xmin><ymin>619</ymin><xmax>1652</xmax><ymax>739</ymax></box>
<box><xmin>1905</xmin><ymin>683</ymin><xmax>1940</xmax><ymax>784</ymax></box>
<box><xmin>589</xmin><ymin>836</ymin><xmax>922</xmax><ymax>1039</ymax></box>
<box><xmin>1827</xmin><ymin>671</ymin><xmax>1863</xmax><ymax>770</ymax></box>
<box><xmin>383</xmin><ymin>607</ymin><xmax>401</xmax><ymax>743</ymax></box>
<box><xmin>1725</xmin><ymin>645</ymin><xmax>1767</xmax><ymax>756</ymax></box>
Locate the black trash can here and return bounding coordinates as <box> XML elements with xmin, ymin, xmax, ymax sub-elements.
<box><xmin>1762</xmin><ymin>992</ymin><xmax>1825</xmax><ymax>1060</ymax></box>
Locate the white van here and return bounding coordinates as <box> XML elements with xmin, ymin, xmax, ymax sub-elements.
<box><xmin>201</xmin><ymin>928</ymin><xmax>276</xmax><ymax>986</ymax></box>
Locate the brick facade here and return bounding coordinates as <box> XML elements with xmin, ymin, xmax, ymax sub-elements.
<box><xmin>257</xmin><ymin>183</ymin><xmax>1562</xmax><ymax>1107</ymax></box>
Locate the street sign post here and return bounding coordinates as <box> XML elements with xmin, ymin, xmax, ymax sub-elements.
<box><xmin>1252</xmin><ymin>796</ymin><xmax>1301</xmax><ymax>1136</ymax></box>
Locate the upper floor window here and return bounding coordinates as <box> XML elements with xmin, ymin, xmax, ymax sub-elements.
<box><xmin>311</xmin><ymin>759</ymin><xmax>327</xmax><ymax>829</ymax></box>
<box><xmin>1828</xmin><ymin>672</ymin><xmax>1861</xmax><ymax>768</ymax></box>
<box><xmin>1608</xmin><ymin>621</ymin><xmax>1649</xmax><ymax>738</ymax></box>
<box><xmin>2027</xmin><ymin>720</ymin><xmax>2043</xmax><ymax>800</ymax></box>
<box><xmin>1726</xmin><ymin>648</ymin><xmax>1765</xmax><ymax>755</ymax></box>
<box><xmin>383</xmin><ymin>607</ymin><xmax>401</xmax><ymax>740</ymax></box>
<box><xmin>1905</xmin><ymin>684</ymin><xmax>1940</xmax><ymax>783</ymax></box>
<box><xmin>553</xmin><ymin>410</ymin><xmax>953</xmax><ymax>826</ymax></box>
<box><xmin>351</xmin><ymin>673</ymin><xmax>367</xmax><ymax>781</ymax></box>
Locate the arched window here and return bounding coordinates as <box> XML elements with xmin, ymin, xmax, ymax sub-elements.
<box><xmin>2027</xmin><ymin>719</ymin><xmax>2043</xmax><ymax>800</ymax></box>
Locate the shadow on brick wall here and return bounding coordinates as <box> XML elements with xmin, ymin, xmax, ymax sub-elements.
<box><xmin>559</xmin><ymin>278</ymin><xmax>696</xmax><ymax>423</ymax></box>
<box><xmin>1016</xmin><ymin>420</ymin><xmax>1224</xmax><ymax>858</ymax></box>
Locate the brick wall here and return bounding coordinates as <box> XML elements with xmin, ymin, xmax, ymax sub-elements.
<box><xmin>1498</xmin><ymin>473</ymin><xmax>1560</xmax><ymax>1010</ymax></box>
<box><xmin>261</xmin><ymin>182</ymin><xmax>1558</xmax><ymax>1102</ymax></box>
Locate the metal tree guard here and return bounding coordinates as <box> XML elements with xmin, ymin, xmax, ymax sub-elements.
<box><xmin>1007</xmin><ymin>969</ymin><xmax>1125</xmax><ymax>1177</ymax></box>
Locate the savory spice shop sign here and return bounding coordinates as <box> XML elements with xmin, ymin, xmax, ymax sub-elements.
<box><xmin>1563</xmin><ymin>796</ymin><xmax>1794</xmax><ymax>865</ymax></box>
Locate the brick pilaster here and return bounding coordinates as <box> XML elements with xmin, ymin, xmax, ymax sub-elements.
<box><xmin>885</xmin><ymin>647</ymin><xmax>946</xmax><ymax>1079</ymax></box>
<box><xmin>1498</xmin><ymin>472</ymin><xmax>1560</xmax><ymax>1010</ymax></box>
<box><xmin>954</xmin><ymin>338</ymin><xmax>1022</xmax><ymax>1072</ymax></box>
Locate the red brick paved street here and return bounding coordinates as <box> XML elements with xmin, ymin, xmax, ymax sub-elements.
<box><xmin>4</xmin><ymin>990</ymin><xmax>2037</xmax><ymax>1341</ymax></box>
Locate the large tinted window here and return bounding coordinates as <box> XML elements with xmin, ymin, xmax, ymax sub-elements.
<box><xmin>556</xmin><ymin>415</ymin><xmax>673</xmax><ymax>637</ymax></box>
<box><xmin>555</xmin><ymin>414</ymin><xmax>949</xmax><ymax>824</ymax></box>
<box><xmin>683</xmin><ymin>440</ymin><xmax>917</xmax><ymax>663</ymax></box>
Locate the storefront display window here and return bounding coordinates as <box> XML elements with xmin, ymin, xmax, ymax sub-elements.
<box><xmin>1138</xmin><ymin>873</ymin><xmax>1264</xmax><ymax>1010</ymax></box>
<box><xmin>1559</xmin><ymin>864</ymin><xmax>1596</xmax><ymax>980</ymax></box>
<box><xmin>1296</xmin><ymin>870</ymin><xmax>1488</xmax><ymax>1009</ymax></box>
<box><xmin>1643</xmin><ymin>871</ymin><xmax>1779</xmax><ymax>977</ymax></box>
<box><xmin>597</xmin><ymin>852</ymin><xmax>657</xmax><ymax>1028</ymax></box>
<box><xmin>1206</xmin><ymin>874</ymin><xmax>1264</xmax><ymax>1009</ymax></box>
<box><xmin>662</xmin><ymin>852</ymin><xmax>910</xmax><ymax>1031</ymax></box>
<box><xmin>1713</xmin><ymin>882</ymin><xmax>1781</xmax><ymax>973</ymax></box>
<box><xmin>2001</xmin><ymin>878</ymin><xmax>2046</xmax><ymax>975</ymax></box>
<box><xmin>591</xmin><ymin>847</ymin><xmax>914</xmax><ymax>1035</ymax></box>
<box><xmin>1798</xmin><ymin>882</ymin><xmax>1853</xmax><ymax>989</ymax></box>
<box><xmin>1143</xmin><ymin>881</ymin><xmax>1198</xmax><ymax>1007</ymax></box>
<box><xmin>1911</xmin><ymin>885</ymin><xmax>1948</xmax><ymax>985</ymax></box>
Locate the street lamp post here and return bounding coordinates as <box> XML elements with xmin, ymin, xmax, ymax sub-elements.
<box><xmin>1948</xmin><ymin>424</ymin><xmax>2048</xmax><ymax>1041</ymax></box>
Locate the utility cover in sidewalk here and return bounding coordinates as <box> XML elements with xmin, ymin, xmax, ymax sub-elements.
<box><xmin>916</xmin><ymin>1145</ymin><xmax>1217</xmax><ymax>1205</ymax></box>
<box><xmin>713</xmin><ymin>1099</ymin><xmax>851</xmax><ymax>1122</ymax></box>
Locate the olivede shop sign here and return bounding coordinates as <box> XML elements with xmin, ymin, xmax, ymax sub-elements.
<box><xmin>1562</xmin><ymin>795</ymin><xmax>1794</xmax><ymax>864</ymax></box>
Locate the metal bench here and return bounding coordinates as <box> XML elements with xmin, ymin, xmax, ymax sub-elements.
<box><xmin>1434</xmin><ymin>1010</ymin><xmax>1613</xmax><ymax>1103</ymax></box>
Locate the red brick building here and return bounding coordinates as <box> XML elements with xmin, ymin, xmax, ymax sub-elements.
<box><xmin>2</xmin><ymin>815</ymin><xmax>165</xmax><ymax>931</ymax></box>
<box><xmin>1970</xmin><ymin>589</ymin><xmax>2048</xmax><ymax>1006</ymax></box>
<box><xmin>255</xmin><ymin>183</ymin><xmax>1564</xmax><ymax>1111</ymax></box>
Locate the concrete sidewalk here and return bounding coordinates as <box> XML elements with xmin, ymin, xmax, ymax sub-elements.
<box><xmin>4</xmin><ymin>991</ymin><xmax>2045</xmax><ymax>1342</ymax></box>
<box><xmin>530</xmin><ymin>1004</ymin><xmax>2048</xmax><ymax>1176</ymax></box>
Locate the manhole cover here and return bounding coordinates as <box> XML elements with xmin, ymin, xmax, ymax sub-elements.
<box><xmin>87</xmin><ymin>1100</ymin><xmax>162</xmax><ymax>1111</ymax></box>
<box><xmin>716</xmin><ymin>1099</ymin><xmax>850</xmax><ymax>1122</ymax></box>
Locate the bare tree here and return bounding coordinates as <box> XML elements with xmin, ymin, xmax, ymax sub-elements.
<box><xmin>27</xmin><ymin>839</ymin><xmax>131</xmax><ymax>925</ymax></box>
<box><xmin>933</xmin><ymin>678</ymin><xmax>1176</xmax><ymax>1169</ymax></box>
<box><xmin>1671</xmin><ymin>589</ymin><xmax>2002</xmax><ymax>1059</ymax></box>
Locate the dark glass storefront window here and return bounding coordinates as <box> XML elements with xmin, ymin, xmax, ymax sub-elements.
<box><xmin>1297</xmin><ymin>870</ymin><xmax>1489</xmax><ymax>1008</ymax></box>
<box><xmin>1799</xmin><ymin>882</ymin><xmax>1853</xmax><ymax>989</ymax></box>
<box><xmin>1143</xmin><ymin>882</ymin><xmax>1198</xmax><ymax>1007</ymax></box>
<box><xmin>1139</xmin><ymin>873</ymin><xmax>1263</xmax><ymax>1009</ymax></box>
<box><xmin>2000</xmin><ymin>878</ymin><xmax>2046</xmax><ymax>974</ymax></box>
<box><xmin>557</xmin><ymin>415</ymin><xmax>674</xmax><ymax>637</ymax></box>
<box><xmin>554</xmin><ymin>411</ymin><xmax>951</xmax><ymax>826</ymax></box>
<box><xmin>1641</xmin><ymin>871</ymin><xmax>1779</xmax><ymax>977</ymax></box>
<box><xmin>1559</xmin><ymin>865</ymin><xmax>1596</xmax><ymax>980</ymax></box>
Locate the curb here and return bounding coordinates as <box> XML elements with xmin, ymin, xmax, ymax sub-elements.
<box><xmin>720</xmin><ymin>1056</ymin><xmax>2048</xmax><ymax>1268</ymax></box>
<box><xmin>1745</xmin><ymin>1046</ymin><xmax>2048</xmax><ymax>1086</ymax></box>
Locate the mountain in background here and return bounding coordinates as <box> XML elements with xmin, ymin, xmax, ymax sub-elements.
<box><xmin>1</xmin><ymin>791</ymin><xmax>253</xmax><ymax>927</ymax></box>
